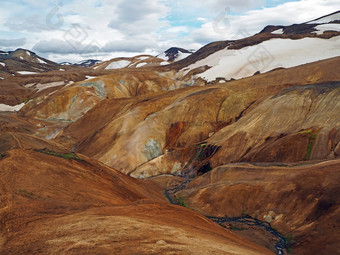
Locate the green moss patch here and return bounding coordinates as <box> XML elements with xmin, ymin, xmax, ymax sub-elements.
<box><xmin>176</xmin><ymin>196</ymin><xmax>187</xmax><ymax>208</ymax></box>
<box><xmin>304</xmin><ymin>131</ymin><xmax>318</xmax><ymax>160</ymax></box>
<box><xmin>35</xmin><ymin>149</ymin><xmax>84</xmax><ymax>162</ymax></box>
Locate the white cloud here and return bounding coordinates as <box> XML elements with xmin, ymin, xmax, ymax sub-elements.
<box><xmin>103</xmin><ymin>38</ymin><xmax>159</xmax><ymax>53</ymax></box>
<box><xmin>32</xmin><ymin>39</ymin><xmax>101</xmax><ymax>54</ymax></box>
<box><xmin>1</xmin><ymin>0</ymin><xmax>339</xmax><ymax>63</ymax></box>
<box><xmin>190</xmin><ymin>0</ymin><xmax>340</xmax><ymax>43</ymax></box>
<box><xmin>5</xmin><ymin>15</ymin><xmax>52</xmax><ymax>32</ymax></box>
<box><xmin>174</xmin><ymin>0</ymin><xmax>266</xmax><ymax>13</ymax></box>
<box><xmin>0</xmin><ymin>38</ymin><xmax>26</xmax><ymax>47</ymax></box>
<box><xmin>108</xmin><ymin>0</ymin><xmax>168</xmax><ymax>37</ymax></box>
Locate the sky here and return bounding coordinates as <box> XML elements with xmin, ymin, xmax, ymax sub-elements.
<box><xmin>0</xmin><ymin>0</ymin><xmax>339</xmax><ymax>63</ymax></box>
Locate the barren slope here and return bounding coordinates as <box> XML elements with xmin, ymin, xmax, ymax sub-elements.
<box><xmin>0</xmin><ymin>149</ymin><xmax>272</xmax><ymax>255</ymax></box>
<box><xmin>173</xmin><ymin>160</ymin><xmax>340</xmax><ymax>255</ymax></box>
<box><xmin>1</xmin><ymin>12</ymin><xmax>339</xmax><ymax>255</ymax></box>
<box><xmin>20</xmin><ymin>69</ymin><xmax>196</xmax><ymax>122</ymax></box>
<box><xmin>205</xmin><ymin>82</ymin><xmax>340</xmax><ymax>168</ymax></box>
<box><xmin>55</xmin><ymin>57</ymin><xmax>340</xmax><ymax>177</ymax></box>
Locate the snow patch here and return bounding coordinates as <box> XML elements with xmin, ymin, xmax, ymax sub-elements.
<box><xmin>0</xmin><ymin>62</ymin><xmax>5</xmax><ymax>67</ymax></box>
<box><xmin>136</xmin><ymin>62</ymin><xmax>147</xmax><ymax>68</ymax></box>
<box><xmin>183</xmin><ymin>36</ymin><xmax>340</xmax><ymax>82</ymax></box>
<box><xmin>17</xmin><ymin>71</ymin><xmax>39</xmax><ymax>75</ymax></box>
<box><xmin>157</xmin><ymin>53</ymin><xmax>167</xmax><ymax>61</ymax></box>
<box><xmin>0</xmin><ymin>77</ymin><xmax>4</xmax><ymax>80</ymax></box>
<box><xmin>160</xmin><ymin>61</ymin><xmax>169</xmax><ymax>66</ymax></box>
<box><xmin>36</xmin><ymin>58</ymin><xmax>47</xmax><ymax>64</ymax></box>
<box><xmin>19</xmin><ymin>56</ymin><xmax>24</xmax><ymax>60</ymax></box>
<box><xmin>105</xmin><ymin>60</ymin><xmax>130</xmax><ymax>69</ymax></box>
<box><xmin>0</xmin><ymin>103</ymin><xmax>25</xmax><ymax>112</ymax></box>
<box><xmin>313</xmin><ymin>23</ymin><xmax>340</xmax><ymax>35</ymax></box>
<box><xmin>85</xmin><ymin>76</ymin><xmax>97</xmax><ymax>80</ymax></box>
<box><xmin>35</xmin><ymin>81</ymin><xmax>65</xmax><ymax>92</ymax></box>
<box><xmin>26</xmin><ymin>51</ymin><xmax>31</xmax><ymax>56</ymax></box>
<box><xmin>271</xmin><ymin>28</ymin><xmax>284</xmax><ymax>34</ymax></box>
<box><xmin>65</xmin><ymin>81</ymin><xmax>74</xmax><ymax>87</ymax></box>
<box><xmin>176</xmin><ymin>52</ymin><xmax>191</xmax><ymax>61</ymax></box>
<box><xmin>137</xmin><ymin>56</ymin><xmax>149</xmax><ymax>61</ymax></box>
<box><xmin>59</xmin><ymin>68</ymin><xmax>65</xmax><ymax>71</ymax></box>
<box><xmin>158</xmin><ymin>51</ymin><xmax>191</xmax><ymax>62</ymax></box>
<box><xmin>308</xmin><ymin>12</ymin><xmax>340</xmax><ymax>24</ymax></box>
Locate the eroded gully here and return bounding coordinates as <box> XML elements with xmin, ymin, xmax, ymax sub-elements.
<box><xmin>164</xmin><ymin>177</ymin><xmax>287</xmax><ymax>255</ymax></box>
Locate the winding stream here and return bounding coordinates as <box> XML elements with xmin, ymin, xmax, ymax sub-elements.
<box><xmin>164</xmin><ymin>177</ymin><xmax>287</xmax><ymax>255</ymax></box>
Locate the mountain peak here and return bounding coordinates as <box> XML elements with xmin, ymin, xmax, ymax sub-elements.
<box><xmin>158</xmin><ymin>47</ymin><xmax>195</xmax><ymax>62</ymax></box>
<box><xmin>0</xmin><ymin>48</ymin><xmax>59</xmax><ymax>77</ymax></box>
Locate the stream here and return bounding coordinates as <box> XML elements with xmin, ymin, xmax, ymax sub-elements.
<box><xmin>164</xmin><ymin>177</ymin><xmax>287</xmax><ymax>255</ymax></box>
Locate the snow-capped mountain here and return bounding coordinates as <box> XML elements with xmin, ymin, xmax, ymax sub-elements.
<box><xmin>157</xmin><ymin>47</ymin><xmax>195</xmax><ymax>62</ymax></box>
<box><xmin>74</xmin><ymin>59</ymin><xmax>102</xmax><ymax>67</ymax></box>
<box><xmin>60</xmin><ymin>59</ymin><xmax>102</xmax><ymax>67</ymax></box>
<box><xmin>0</xmin><ymin>48</ymin><xmax>60</xmax><ymax>78</ymax></box>
<box><xmin>174</xmin><ymin>11</ymin><xmax>340</xmax><ymax>82</ymax></box>
<box><xmin>60</xmin><ymin>62</ymin><xmax>73</xmax><ymax>66</ymax></box>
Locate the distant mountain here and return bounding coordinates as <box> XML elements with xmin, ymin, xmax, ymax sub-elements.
<box><xmin>169</xmin><ymin>11</ymin><xmax>340</xmax><ymax>82</ymax></box>
<box><xmin>60</xmin><ymin>62</ymin><xmax>73</xmax><ymax>66</ymax></box>
<box><xmin>60</xmin><ymin>59</ymin><xmax>102</xmax><ymax>67</ymax></box>
<box><xmin>260</xmin><ymin>10</ymin><xmax>340</xmax><ymax>34</ymax></box>
<box><xmin>74</xmin><ymin>59</ymin><xmax>102</xmax><ymax>67</ymax></box>
<box><xmin>157</xmin><ymin>47</ymin><xmax>195</xmax><ymax>62</ymax></box>
<box><xmin>0</xmin><ymin>48</ymin><xmax>60</xmax><ymax>78</ymax></box>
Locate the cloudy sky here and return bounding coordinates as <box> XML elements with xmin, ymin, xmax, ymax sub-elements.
<box><xmin>0</xmin><ymin>0</ymin><xmax>339</xmax><ymax>63</ymax></box>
